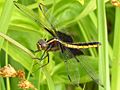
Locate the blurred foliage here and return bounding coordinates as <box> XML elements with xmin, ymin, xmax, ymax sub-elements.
<box><xmin>0</xmin><ymin>0</ymin><xmax>118</xmax><ymax>90</ymax></box>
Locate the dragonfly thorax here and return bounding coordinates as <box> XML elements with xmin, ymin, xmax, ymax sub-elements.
<box><xmin>37</xmin><ymin>39</ymin><xmax>48</xmax><ymax>50</ymax></box>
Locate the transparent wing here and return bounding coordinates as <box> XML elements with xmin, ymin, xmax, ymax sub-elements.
<box><xmin>14</xmin><ymin>1</ymin><xmax>59</xmax><ymax>37</ymax></box>
<box><xmin>38</xmin><ymin>3</ymin><xmax>53</xmax><ymax>27</ymax></box>
<box><xmin>38</xmin><ymin>3</ymin><xmax>59</xmax><ymax>36</ymax></box>
<box><xmin>60</xmin><ymin>47</ymin><xmax>81</xmax><ymax>86</ymax></box>
<box><xmin>14</xmin><ymin>1</ymin><xmax>65</xmax><ymax>37</ymax></box>
<box><xmin>13</xmin><ymin>1</ymin><xmax>43</xmax><ymax>27</ymax></box>
<box><xmin>75</xmin><ymin>56</ymin><xmax>103</xmax><ymax>87</ymax></box>
<box><xmin>61</xmin><ymin>46</ymin><xmax>103</xmax><ymax>87</ymax></box>
<box><xmin>38</xmin><ymin>3</ymin><xmax>59</xmax><ymax>29</ymax></box>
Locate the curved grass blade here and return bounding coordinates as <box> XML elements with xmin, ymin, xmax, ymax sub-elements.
<box><xmin>0</xmin><ymin>0</ymin><xmax>13</xmax><ymax>50</ymax></box>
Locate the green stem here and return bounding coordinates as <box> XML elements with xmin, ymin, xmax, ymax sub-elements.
<box><xmin>5</xmin><ymin>41</ymin><xmax>10</xmax><ymax>90</ymax></box>
<box><xmin>112</xmin><ymin>7</ymin><xmax>120</xmax><ymax>90</ymax></box>
<box><xmin>97</xmin><ymin>0</ymin><xmax>110</xmax><ymax>90</ymax></box>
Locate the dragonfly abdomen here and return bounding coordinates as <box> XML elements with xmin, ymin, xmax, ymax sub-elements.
<box><xmin>48</xmin><ymin>38</ymin><xmax>101</xmax><ymax>49</ymax></box>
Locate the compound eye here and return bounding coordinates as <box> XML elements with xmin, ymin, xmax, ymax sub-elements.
<box><xmin>37</xmin><ymin>39</ymin><xmax>47</xmax><ymax>50</ymax></box>
<box><xmin>41</xmin><ymin>42</ymin><xmax>47</xmax><ymax>49</ymax></box>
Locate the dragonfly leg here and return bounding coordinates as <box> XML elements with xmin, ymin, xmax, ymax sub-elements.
<box><xmin>34</xmin><ymin>50</ymin><xmax>40</xmax><ymax>53</ymax></box>
<box><xmin>32</xmin><ymin>52</ymin><xmax>50</xmax><ymax>73</ymax></box>
<box><xmin>32</xmin><ymin>48</ymin><xmax>48</xmax><ymax>69</ymax></box>
<box><xmin>32</xmin><ymin>45</ymin><xmax>51</xmax><ymax>60</ymax></box>
<box><xmin>39</xmin><ymin>52</ymin><xmax>50</xmax><ymax>68</ymax></box>
<box><xmin>38</xmin><ymin>44</ymin><xmax>52</xmax><ymax>59</ymax></box>
<box><xmin>40</xmin><ymin>50</ymin><xmax>48</xmax><ymax>60</ymax></box>
<box><xmin>30</xmin><ymin>49</ymin><xmax>40</xmax><ymax>53</ymax></box>
<box><xmin>33</xmin><ymin>50</ymin><xmax>47</xmax><ymax>60</ymax></box>
<box><xmin>33</xmin><ymin>45</ymin><xmax>52</xmax><ymax>67</ymax></box>
<box><xmin>32</xmin><ymin>50</ymin><xmax>48</xmax><ymax>68</ymax></box>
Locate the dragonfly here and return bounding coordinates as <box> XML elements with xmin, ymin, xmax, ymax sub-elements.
<box><xmin>14</xmin><ymin>1</ymin><xmax>103</xmax><ymax>87</ymax></box>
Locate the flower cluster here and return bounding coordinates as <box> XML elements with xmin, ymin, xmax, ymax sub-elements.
<box><xmin>0</xmin><ymin>64</ymin><xmax>37</xmax><ymax>90</ymax></box>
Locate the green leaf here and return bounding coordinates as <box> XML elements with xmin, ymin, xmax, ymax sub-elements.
<box><xmin>97</xmin><ymin>0</ymin><xmax>110</xmax><ymax>89</ymax></box>
<box><xmin>0</xmin><ymin>0</ymin><xmax>13</xmax><ymax>50</ymax></box>
<box><xmin>112</xmin><ymin>8</ymin><xmax>120</xmax><ymax>90</ymax></box>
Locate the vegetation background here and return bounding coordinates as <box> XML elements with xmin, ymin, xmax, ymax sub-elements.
<box><xmin>0</xmin><ymin>0</ymin><xmax>120</xmax><ymax>90</ymax></box>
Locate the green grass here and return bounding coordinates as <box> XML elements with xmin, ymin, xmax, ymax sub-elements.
<box><xmin>0</xmin><ymin>0</ymin><xmax>119</xmax><ymax>90</ymax></box>
<box><xmin>112</xmin><ymin>7</ymin><xmax>120</xmax><ymax>90</ymax></box>
<box><xmin>0</xmin><ymin>0</ymin><xmax>14</xmax><ymax>90</ymax></box>
<box><xmin>97</xmin><ymin>0</ymin><xmax>110</xmax><ymax>90</ymax></box>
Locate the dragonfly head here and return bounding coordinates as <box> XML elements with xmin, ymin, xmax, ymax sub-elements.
<box><xmin>37</xmin><ymin>39</ymin><xmax>48</xmax><ymax>50</ymax></box>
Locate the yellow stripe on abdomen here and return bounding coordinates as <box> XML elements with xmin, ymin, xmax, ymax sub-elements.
<box><xmin>64</xmin><ymin>44</ymin><xmax>99</xmax><ymax>49</ymax></box>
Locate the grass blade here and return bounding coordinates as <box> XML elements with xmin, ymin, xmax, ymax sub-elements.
<box><xmin>97</xmin><ymin>0</ymin><xmax>110</xmax><ymax>90</ymax></box>
<box><xmin>0</xmin><ymin>0</ymin><xmax>13</xmax><ymax>50</ymax></box>
<box><xmin>112</xmin><ymin>7</ymin><xmax>120</xmax><ymax>90</ymax></box>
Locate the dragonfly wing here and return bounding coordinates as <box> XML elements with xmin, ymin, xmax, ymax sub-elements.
<box><xmin>60</xmin><ymin>46</ymin><xmax>103</xmax><ymax>87</ymax></box>
<box><xmin>13</xmin><ymin>1</ymin><xmax>55</xmax><ymax>35</ymax></box>
<box><xmin>60</xmin><ymin>47</ymin><xmax>81</xmax><ymax>86</ymax></box>
<box><xmin>75</xmin><ymin>56</ymin><xmax>103</xmax><ymax>87</ymax></box>
<box><xmin>38</xmin><ymin>3</ymin><xmax>59</xmax><ymax>37</ymax></box>
<box><xmin>64</xmin><ymin>59</ymin><xmax>80</xmax><ymax>86</ymax></box>
<box><xmin>14</xmin><ymin>1</ymin><xmax>42</xmax><ymax>26</ymax></box>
